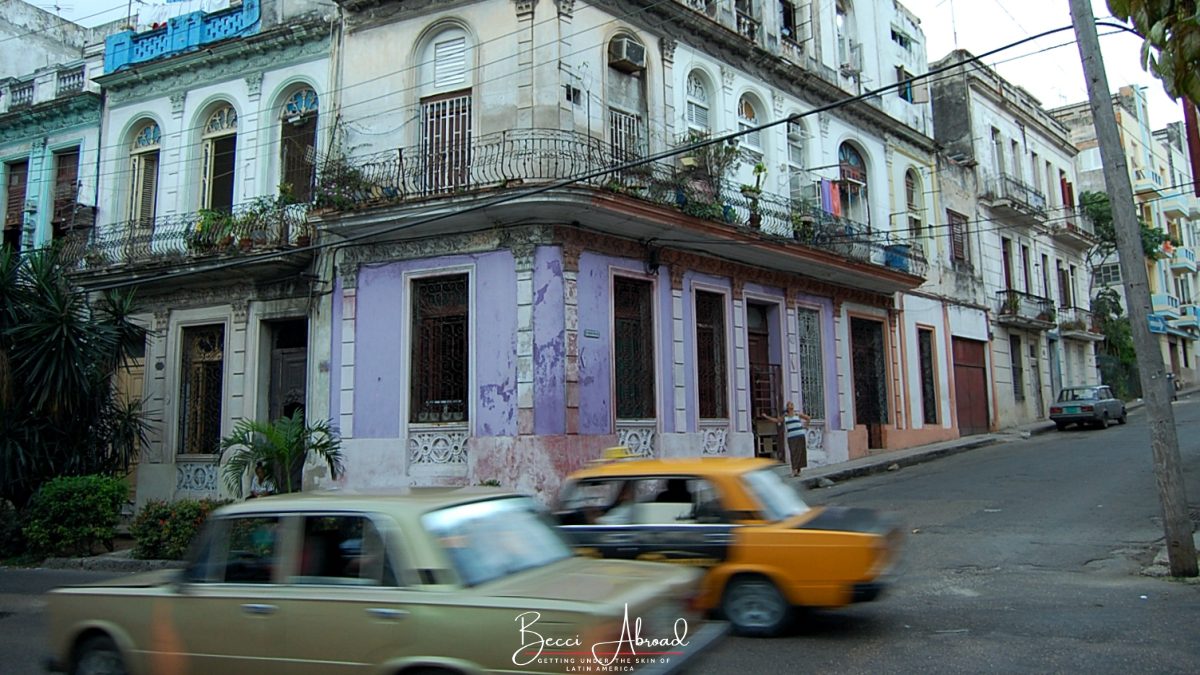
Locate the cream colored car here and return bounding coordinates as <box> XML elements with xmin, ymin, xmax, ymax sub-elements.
<box><xmin>46</xmin><ymin>490</ymin><xmax>724</xmax><ymax>675</ymax></box>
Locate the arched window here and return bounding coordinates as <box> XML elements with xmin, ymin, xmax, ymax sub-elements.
<box><xmin>738</xmin><ymin>94</ymin><xmax>762</xmax><ymax>159</ymax></box>
<box><xmin>280</xmin><ymin>87</ymin><xmax>318</xmax><ymax>203</ymax></box>
<box><xmin>200</xmin><ymin>104</ymin><xmax>237</xmax><ymax>211</ymax></box>
<box><xmin>836</xmin><ymin>0</ymin><xmax>858</xmax><ymax>70</ymax></box>
<box><xmin>419</xmin><ymin>26</ymin><xmax>474</xmax><ymax>192</ymax></box>
<box><xmin>685</xmin><ymin>71</ymin><xmax>711</xmax><ymax>134</ymax></box>
<box><xmin>607</xmin><ymin>34</ymin><xmax>648</xmax><ymax>162</ymax></box>
<box><xmin>838</xmin><ymin>142</ymin><xmax>867</xmax><ymax>224</ymax></box>
<box><xmin>129</xmin><ymin>120</ymin><xmax>161</xmax><ymax>227</ymax></box>
<box><xmin>905</xmin><ymin>168</ymin><xmax>923</xmax><ymax>234</ymax></box>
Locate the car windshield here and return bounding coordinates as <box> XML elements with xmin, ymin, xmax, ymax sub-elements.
<box><xmin>423</xmin><ymin>497</ymin><xmax>573</xmax><ymax>587</ymax></box>
<box><xmin>741</xmin><ymin>468</ymin><xmax>811</xmax><ymax>521</ymax></box>
<box><xmin>1057</xmin><ymin>387</ymin><xmax>1099</xmax><ymax>402</ymax></box>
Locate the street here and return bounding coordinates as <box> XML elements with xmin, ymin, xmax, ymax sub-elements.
<box><xmin>4</xmin><ymin>402</ymin><xmax>1200</xmax><ymax>674</ymax></box>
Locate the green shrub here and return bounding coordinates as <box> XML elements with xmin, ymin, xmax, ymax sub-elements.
<box><xmin>22</xmin><ymin>475</ymin><xmax>128</xmax><ymax>556</ymax></box>
<box><xmin>131</xmin><ymin>498</ymin><xmax>228</xmax><ymax>560</ymax></box>
<box><xmin>0</xmin><ymin>500</ymin><xmax>25</xmax><ymax>558</ymax></box>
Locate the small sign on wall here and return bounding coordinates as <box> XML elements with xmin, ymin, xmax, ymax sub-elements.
<box><xmin>584</xmin><ymin>329</ymin><xmax>601</xmax><ymax>339</ymax></box>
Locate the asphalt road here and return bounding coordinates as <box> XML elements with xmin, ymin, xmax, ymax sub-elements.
<box><xmin>698</xmin><ymin>398</ymin><xmax>1200</xmax><ymax>675</ymax></box>
<box><xmin>3</xmin><ymin>403</ymin><xmax>1199</xmax><ymax>674</ymax></box>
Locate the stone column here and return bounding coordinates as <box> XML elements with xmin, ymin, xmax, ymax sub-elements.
<box><xmin>731</xmin><ymin>279</ymin><xmax>748</xmax><ymax>433</ymax></box>
<box><xmin>563</xmin><ymin>242</ymin><xmax>582</xmax><ymax>434</ymax></box>
<box><xmin>670</xmin><ymin>265</ymin><xmax>687</xmax><ymax>433</ymax></box>
<box><xmin>338</xmin><ymin>266</ymin><xmax>358</xmax><ymax>438</ymax></box>
<box><xmin>513</xmin><ymin>243</ymin><xmax>536</xmax><ymax>435</ymax></box>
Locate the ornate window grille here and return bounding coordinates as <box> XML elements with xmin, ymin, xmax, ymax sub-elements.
<box><xmin>614</xmin><ymin>277</ymin><xmax>655</xmax><ymax>419</ymax></box>
<box><xmin>695</xmin><ymin>290</ymin><xmax>727</xmax><ymax>419</ymax></box>
<box><xmin>917</xmin><ymin>328</ymin><xmax>938</xmax><ymax>424</ymax></box>
<box><xmin>179</xmin><ymin>325</ymin><xmax>225</xmax><ymax>454</ymax></box>
<box><xmin>797</xmin><ymin>307</ymin><xmax>825</xmax><ymax>419</ymax></box>
<box><xmin>410</xmin><ymin>275</ymin><xmax>469</xmax><ymax>423</ymax></box>
<box><xmin>608</xmin><ymin>108</ymin><xmax>644</xmax><ymax>163</ymax></box>
<box><xmin>420</xmin><ymin>92</ymin><xmax>472</xmax><ymax>193</ymax></box>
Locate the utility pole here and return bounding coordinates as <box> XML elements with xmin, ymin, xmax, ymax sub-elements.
<box><xmin>1069</xmin><ymin>0</ymin><xmax>1197</xmax><ymax>576</ymax></box>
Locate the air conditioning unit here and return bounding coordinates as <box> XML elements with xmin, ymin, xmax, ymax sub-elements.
<box><xmin>608</xmin><ymin>37</ymin><xmax>647</xmax><ymax>73</ymax></box>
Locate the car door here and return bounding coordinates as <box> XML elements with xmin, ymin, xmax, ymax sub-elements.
<box><xmin>558</xmin><ymin>477</ymin><xmax>734</xmax><ymax>567</ymax></box>
<box><xmin>164</xmin><ymin>514</ymin><xmax>290</xmax><ymax>675</ymax></box>
<box><xmin>269</xmin><ymin>513</ymin><xmax>420</xmax><ymax>674</ymax></box>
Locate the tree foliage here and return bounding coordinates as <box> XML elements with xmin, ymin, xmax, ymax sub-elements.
<box><xmin>220</xmin><ymin>410</ymin><xmax>344</xmax><ymax>498</ymax></box>
<box><xmin>0</xmin><ymin>247</ymin><xmax>148</xmax><ymax>509</ymax></box>
<box><xmin>1107</xmin><ymin>0</ymin><xmax>1200</xmax><ymax>104</ymax></box>
<box><xmin>1080</xmin><ymin>190</ymin><xmax>1167</xmax><ymax>266</ymax></box>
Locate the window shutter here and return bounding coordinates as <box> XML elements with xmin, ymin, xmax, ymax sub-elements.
<box><xmin>686</xmin><ymin>101</ymin><xmax>709</xmax><ymax>130</ymax></box>
<box><xmin>52</xmin><ymin>149</ymin><xmax>80</xmax><ymax>224</ymax></box>
<box><xmin>137</xmin><ymin>152</ymin><xmax>158</xmax><ymax>226</ymax></box>
<box><xmin>5</xmin><ymin>161</ymin><xmax>29</xmax><ymax>229</ymax></box>
<box><xmin>434</xmin><ymin>37</ymin><xmax>468</xmax><ymax>89</ymax></box>
<box><xmin>200</xmin><ymin>140</ymin><xmax>213</xmax><ymax>209</ymax></box>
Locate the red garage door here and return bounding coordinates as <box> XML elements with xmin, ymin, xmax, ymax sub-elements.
<box><xmin>953</xmin><ymin>338</ymin><xmax>990</xmax><ymax>436</ymax></box>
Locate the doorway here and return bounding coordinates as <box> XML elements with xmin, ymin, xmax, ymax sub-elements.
<box><xmin>267</xmin><ymin>319</ymin><xmax>308</xmax><ymax>422</ymax></box>
<box><xmin>747</xmin><ymin>303</ymin><xmax>782</xmax><ymax>458</ymax></box>
<box><xmin>952</xmin><ymin>338</ymin><xmax>989</xmax><ymax>435</ymax></box>
<box><xmin>850</xmin><ymin>317</ymin><xmax>888</xmax><ymax>449</ymax></box>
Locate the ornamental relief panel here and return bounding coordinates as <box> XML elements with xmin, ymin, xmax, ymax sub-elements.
<box><xmin>700</xmin><ymin>424</ymin><xmax>728</xmax><ymax>455</ymax></box>
<box><xmin>617</xmin><ymin>422</ymin><xmax>657</xmax><ymax>457</ymax></box>
<box><xmin>409</xmin><ymin>427</ymin><xmax>469</xmax><ymax>465</ymax></box>
<box><xmin>176</xmin><ymin>460</ymin><xmax>219</xmax><ymax>492</ymax></box>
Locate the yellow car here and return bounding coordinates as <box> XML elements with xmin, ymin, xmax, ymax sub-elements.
<box><xmin>554</xmin><ymin>457</ymin><xmax>904</xmax><ymax>636</ymax></box>
<box><xmin>46</xmin><ymin>489</ymin><xmax>725</xmax><ymax>674</ymax></box>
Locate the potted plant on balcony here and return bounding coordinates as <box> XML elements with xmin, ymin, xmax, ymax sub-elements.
<box><xmin>188</xmin><ymin>210</ymin><xmax>235</xmax><ymax>254</ymax></box>
<box><xmin>1002</xmin><ymin>293</ymin><xmax>1021</xmax><ymax>315</ymax></box>
<box><xmin>1037</xmin><ymin>307</ymin><xmax>1056</xmax><ymax>323</ymax></box>
<box><xmin>739</xmin><ymin>162</ymin><xmax>768</xmax><ymax>229</ymax></box>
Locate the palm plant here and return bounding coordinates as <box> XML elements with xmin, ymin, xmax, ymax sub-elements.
<box><xmin>219</xmin><ymin>410</ymin><xmax>344</xmax><ymax>498</ymax></box>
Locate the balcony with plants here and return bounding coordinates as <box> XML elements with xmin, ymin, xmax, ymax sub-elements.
<box><xmin>308</xmin><ymin>129</ymin><xmax>928</xmax><ymax>284</ymax></box>
<box><xmin>1057</xmin><ymin>306</ymin><xmax>1103</xmax><ymax>341</ymax></box>
<box><xmin>61</xmin><ymin>191</ymin><xmax>312</xmax><ymax>281</ymax></box>
<box><xmin>1050</xmin><ymin>206</ymin><xmax>1097</xmax><ymax>248</ymax></box>
<box><xmin>995</xmin><ymin>289</ymin><xmax>1056</xmax><ymax>330</ymax></box>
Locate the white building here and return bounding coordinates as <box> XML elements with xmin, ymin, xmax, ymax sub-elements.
<box><xmin>932</xmin><ymin>50</ymin><xmax>1099</xmax><ymax>430</ymax></box>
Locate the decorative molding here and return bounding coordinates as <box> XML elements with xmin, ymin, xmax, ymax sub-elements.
<box><xmin>660</xmin><ymin>37</ymin><xmax>677</xmax><ymax>64</ymax></box>
<box><xmin>553</xmin><ymin>0</ymin><xmax>574</xmax><ymax>17</ymax></box>
<box><xmin>700</xmin><ymin>424</ymin><xmax>728</xmax><ymax>454</ymax></box>
<box><xmin>0</xmin><ymin>93</ymin><xmax>100</xmax><ymax>145</ymax></box>
<box><xmin>231</xmin><ymin>300</ymin><xmax>249</xmax><ymax>325</ymax></box>
<box><xmin>617</xmin><ymin>421</ymin><xmax>657</xmax><ymax>457</ymax></box>
<box><xmin>339</xmin><ymin>263</ymin><xmax>359</xmax><ymax>289</ymax></box>
<box><xmin>511</xmin><ymin>242</ymin><xmax>536</xmax><ymax>272</ymax></box>
<box><xmin>408</xmin><ymin>427</ymin><xmax>469</xmax><ymax>464</ymax></box>
<box><xmin>731</xmin><ymin>278</ymin><xmax>745</xmax><ymax>300</ymax></box>
<box><xmin>805</xmin><ymin>421</ymin><xmax>825</xmax><ymax>456</ymax></box>
<box><xmin>344</xmin><ymin>225</ymin><xmax>553</xmax><ymax>270</ymax></box>
<box><xmin>669</xmin><ymin>264</ymin><xmax>686</xmax><ymax>290</ymax></box>
<box><xmin>513</xmin><ymin>0</ymin><xmax>537</xmax><ymax>18</ymax></box>
<box><xmin>169</xmin><ymin>92</ymin><xmax>186</xmax><ymax>116</ymax></box>
<box><xmin>245</xmin><ymin>72</ymin><xmax>264</xmax><ymax>100</ymax></box>
<box><xmin>720</xmin><ymin>66</ymin><xmax>734</xmax><ymax>92</ymax></box>
<box><xmin>562</xmin><ymin>241</ymin><xmax>583</xmax><ymax>272</ymax></box>
<box><xmin>176</xmin><ymin>459</ymin><xmax>219</xmax><ymax>492</ymax></box>
<box><xmin>819</xmin><ymin>113</ymin><xmax>831</xmax><ymax>138</ymax></box>
<box><xmin>153</xmin><ymin>309</ymin><xmax>170</xmax><ymax>333</ymax></box>
<box><xmin>772</xmin><ymin>92</ymin><xmax>784</xmax><ymax>116</ymax></box>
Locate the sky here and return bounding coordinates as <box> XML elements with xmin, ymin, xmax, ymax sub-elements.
<box><xmin>44</xmin><ymin>0</ymin><xmax>1186</xmax><ymax>129</ymax></box>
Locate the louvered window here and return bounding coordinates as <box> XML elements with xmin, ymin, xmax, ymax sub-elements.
<box><xmin>280</xmin><ymin>88</ymin><xmax>318</xmax><ymax>202</ymax></box>
<box><xmin>787</xmin><ymin>121</ymin><xmax>809</xmax><ymax>201</ymax></box>
<box><xmin>179</xmin><ymin>325</ymin><xmax>225</xmax><ymax>454</ymax></box>
<box><xmin>200</xmin><ymin>105</ymin><xmax>237</xmax><ymax>212</ymax></box>
<box><xmin>129</xmin><ymin>122</ymin><xmax>161</xmax><ymax>228</ymax></box>
<box><xmin>421</xmin><ymin>91</ymin><xmax>472</xmax><ymax>193</ymax></box>
<box><xmin>51</xmin><ymin>148</ymin><xmax>81</xmax><ymax>239</ymax></box>
<box><xmin>410</xmin><ymin>275</ymin><xmax>469</xmax><ymax>423</ymax></box>
<box><xmin>4</xmin><ymin>160</ymin><xmax>28</xmax><ymax>251</ymax></box>
<box><xmin>433</xmin><ymin>36</ymin><xmax>468</xmax><ymax>89</ymax></box>
<box><xmin>614</xmin><ymin>277</ymin><xmax>655</xmax><ymax>419</ymax></box>
<box><xmin>948</xmin><ymin>209</ymin><xmax>968</xmax><ymax>263</ymax></box>
<box><xmin>685</xmin><ymin>72</ymin><xmax>710</xmax><ymax>133</ymax></box>
<box><xmin>696</xmin><ymin>291</ymin><xmax>727</xmax><ymax>419</ymax></box>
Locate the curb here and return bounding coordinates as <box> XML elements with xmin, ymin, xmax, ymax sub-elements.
<box><xmin>40</xmin><ymin>552</ymin><xmax>185</xmax><ymax>574</ymax></box>
<box><xmin>796</xmin><ymin>436</ymin><xmax>1003</xmax><ymax>489</ymax></box>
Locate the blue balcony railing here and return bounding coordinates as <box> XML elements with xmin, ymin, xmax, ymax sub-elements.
<box><xmin>104</xmin><ymin>0</ymin><xmax>261</xmax><ymax>72</ymax></box>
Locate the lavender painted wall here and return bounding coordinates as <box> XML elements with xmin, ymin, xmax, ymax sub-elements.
<box><xmin>533</xmin><ymin>246</ymin><xmax>565</xmax><ymax>435</ymax></box>
<box><xmin>657</xmin><ymin>271</ymin><xmax>675</xmax><ymax>434</ymax></box>
<box><xmin>343</xmin><ymin>252</ymin><xmax>518</xmax><ymax>439</ymax></box>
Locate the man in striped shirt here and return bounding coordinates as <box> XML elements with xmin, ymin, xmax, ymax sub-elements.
<box><xmin>762</xmin><ymin>401</ymin><xmax>812</xmax><ymax>477</ymax></box>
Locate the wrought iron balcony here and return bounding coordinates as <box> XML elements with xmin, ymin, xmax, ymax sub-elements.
<box><xmin>980</xmin><ymin>173</ymin><xmax>1046</xmax><ymax>226</ymax></box>
<box><xmin>1050</xmin><ymin>206</ymin><xmax>1096</xmax><ymax>247</ymax></box>
<box><xmin>1057</xmin><ymin>306</ymin><xmax>1103</xmax><ymax>341</ymax></box>
<box><xmin>311</xmin><ymin>129</ymin><xmax>927</xmax><ymax>278</ymax></box>
<box><xmin>60</xmin><ymin>201</ymin><xmax>311</xmax><ymax>272</ymax></box>
<box><xmin>995</xmin><ymin>289</ymin><xmax>1056</xmax><ymax>330</ymax></box>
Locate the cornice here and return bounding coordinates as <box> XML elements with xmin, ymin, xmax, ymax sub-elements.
<box><xmin>0</xmin><ymin>92</ymin><xmax>101</xmax><ymax>145</ymax></box>
<box><xmin>98</xmin><ymin>21</ymin><xmax>329</xmax><ymax>105</ymax></box>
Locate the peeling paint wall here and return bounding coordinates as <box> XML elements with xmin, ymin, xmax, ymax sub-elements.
<box><xmin>533</xmin><ymin>246</ymin><xmax>566</xmax><ymax>435</ymax></box>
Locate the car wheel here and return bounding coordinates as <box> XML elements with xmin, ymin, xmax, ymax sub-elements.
<box><xmin>721</xmin><ymin>576</ymin><xmax>790</xmax><ymax>637</ymax></box>
<box><xmin>1099</xmin><ymin>413</ymin><xmax>1110</xmax><ymax>429</ymax></box>
<box><xmin>72</xmin><ymin>636</ymin><xmax>127</xmax><ymax>675</ymax></box>
<box><xmin>1118</xmin><ymin>409</ymin><xmax>1128</xmax><ymax>425</ymax></box>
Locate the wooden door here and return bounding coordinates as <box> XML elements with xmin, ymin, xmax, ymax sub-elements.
<box><xmin>952</xmin><ymin>338</ymin><xmax>989</xmax><ymax>436</ymax></box>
